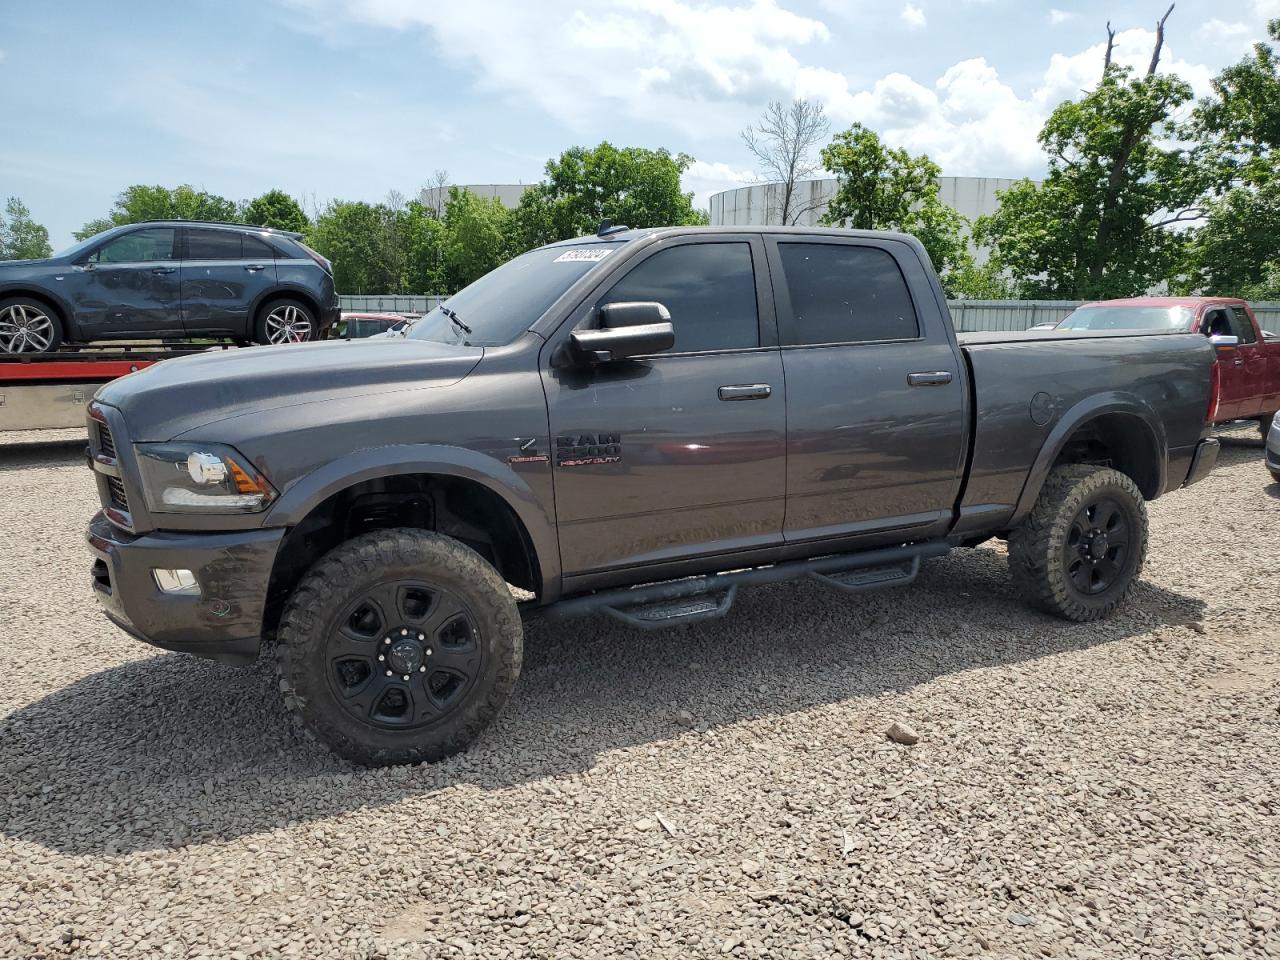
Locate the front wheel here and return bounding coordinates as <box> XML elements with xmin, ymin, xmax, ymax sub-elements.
<box><xmin>276</xmin><ymin>529</ymin><xmax>523</xmax><ymax>765</ymax></box>
<box><xmin>0</xmin><ymin>297</ymin><xmax>63</xmax><ymax>353</ymax></box>
<box><xmin>255</xmin><ymin>298</ymin><xmax>316</xmax><ymax>345</ymax></box>
<box><xmin>1008</xmin><ymin>465</ymin><xmax>1148</xmax><ymax>622</ymax></box>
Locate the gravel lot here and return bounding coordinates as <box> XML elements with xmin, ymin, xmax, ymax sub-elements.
<box><xmin>1</xmin><ymin>428</ymin><xmax>1277</xmax><ymax>959</ymax></box>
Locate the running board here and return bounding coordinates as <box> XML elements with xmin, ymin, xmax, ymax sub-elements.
<box><xmin>545</xmin><ymin>541</ymin><xmax>950</xmax><ymax>630</ymax></box>
<box><xmin>810</xmin><ymin>557</ymin><xmax>920</xmax><ymax>593</ymax></box>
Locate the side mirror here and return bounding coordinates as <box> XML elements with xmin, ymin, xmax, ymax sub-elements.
<box><xmin>570</xmin><ymin>301</ymin><xmax>675</xmax><ymax>363</ymax></box>
<box><xmin>1209</xmin><ymin>333</ymin><xmax>1239</xmax><ymax>358</ymax></box>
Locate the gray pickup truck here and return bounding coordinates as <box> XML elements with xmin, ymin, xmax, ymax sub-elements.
<box><xmin>85</xmin><ymin>226</ymin><xmax>1221</xmax><ymax>765</ymax></box>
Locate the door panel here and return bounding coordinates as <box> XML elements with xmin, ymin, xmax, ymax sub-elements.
<box><xmin>769</xmin><ymin>238</ymin><xmax>966</xmax><ymax>545</ymax></box>
<box><xmin>781</xmin><ymin>341</ymin><xmax>964</xmax><ymax>540</ymax></box>
<box><xmin>69</xmin><ymin>228</ymin><xmax>181</xmax><ymax>336</ymax></box>
<box><xmin>545</xmin><ymin>351</ymin><xmax>787</xmax><ymax>574</ymax></box>
<box><xmin>181</xmin><ymin>228</ymin><xmax>278</xmax><ymax>335</ymax></box>
<box><xmin>541</xmin><ymin>235</ymin><xmax>786</xmax><ymax>577</ymax></box>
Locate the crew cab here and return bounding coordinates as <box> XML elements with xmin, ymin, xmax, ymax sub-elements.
<box><xmin>83</xmin><ymin>226</ymin><xmax>1220</xmax><ymax>766</ymax></box>
<box><xmin>1057</xmin><ymin>297</ymin><xmax>1280</xmax><ymax>430</ymax></box>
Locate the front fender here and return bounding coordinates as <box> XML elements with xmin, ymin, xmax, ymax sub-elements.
<box><xmin>263</xmin><ymin>443</ymin><xmax>561</xmax><ymax>600</ymax></box>
<box><xmin>1010</xmin><ymin>391</ymin><xmax>1168</xmax><ymax>526</ymax></box>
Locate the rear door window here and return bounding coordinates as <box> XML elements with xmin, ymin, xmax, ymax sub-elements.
<box><xmin>776</xmin><ymin>243</ymin><xmax>919</xmax><ymax>345</ymax></box>
<box><xmin>600</xmin><ymin>242</ymin><xmax>759</xmax><ymax>353</ymax></box>
<box><xmin>186</xmin><ymin>229</ymin><xmax>243</xmax><ymax>260</ymax></box>
<box><xmin>242</xmin><ymin>234</ymin><xmax>277</xmax><ymax>260</ymax></box>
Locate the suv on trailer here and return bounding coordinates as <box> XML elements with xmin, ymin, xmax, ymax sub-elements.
<box><xmin>0</xmin><ymin>220</ymin><xmax>340</xmax><ymax>352</ymax></box>
<box><xmin>84</xmin><ymin>226</ymin><xmax>1221</xmax><ymax>766</ymax></box>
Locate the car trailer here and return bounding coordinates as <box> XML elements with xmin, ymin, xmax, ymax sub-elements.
<box><xmin>0</xmin><ymin>344</ymin><xmax>230</xmax><ymax>431</ymax></box>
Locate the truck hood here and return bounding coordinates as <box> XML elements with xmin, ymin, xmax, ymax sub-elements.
<box><xmin>95</xmin><ymin>338</ymin><xmax>484</xmax><ymax>441</ymax></box>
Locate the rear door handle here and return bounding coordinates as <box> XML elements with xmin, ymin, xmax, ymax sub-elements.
<box><xmin>151</xmin><ymin>266</ymin><xmax>176</xmax><ymax>275</ymax></box>
<box><xmin>907</xmin><ymin>371</ymin><xmax>953</xmax><ymax>387</ymax></box>
<box><xmin>718</xmin><ymin>383</ymin><xmax>772</xmax><ymax>401</ymax></box>
<box><xmin>244</xmin><ymin>264</ymin><xmax>266</xmax><ymax>273</ymax></box>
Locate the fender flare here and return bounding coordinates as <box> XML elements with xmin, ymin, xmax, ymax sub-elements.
<box><xmin>0</xmin><ymin>283</ymin><xmax>77</xmax><ymax>337</ymax></box>
<box><xmin>1010</xmin><ymin>392</ymin><xmax>1168</xmax><ymax>526</ymax></box>
<box><xmin>262</xmin><ymin>443</ymin><xmax>561</xmax><ymax>600</ymax></box>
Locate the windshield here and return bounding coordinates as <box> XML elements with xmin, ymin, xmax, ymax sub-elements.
<box><xmin>1058</xmin><ymin>305</ymin><xmax>1194</xmax><ymax>332</ymax></box>
<box><xmin>52</xmin><ymin>226</ymin><xmax>125</xmax><ymax>260</ymax></box>
<box><xmin>406</xmin><ymin>244</ymin><xmax>618</xmax><ymax>346</ymax></box>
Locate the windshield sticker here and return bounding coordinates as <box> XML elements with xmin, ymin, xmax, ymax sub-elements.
<box><xmin>554</xmin><ymin>248</ymin><xmax>613</xmax><ymax>263</ymax></box>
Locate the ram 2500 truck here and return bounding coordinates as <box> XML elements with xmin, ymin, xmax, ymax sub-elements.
<box><xmin>84</xmin><ymin>226</ymin><xmax>1221</xmax><ymax>766</ymax></box>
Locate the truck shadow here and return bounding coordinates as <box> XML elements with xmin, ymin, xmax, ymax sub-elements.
<box><xmin>0</xmin><ymin>546</ymin><xmax>1204</xmax><ymax>856</ymax></box>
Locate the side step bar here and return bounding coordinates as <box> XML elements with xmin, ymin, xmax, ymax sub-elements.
<box><xmin>545</xmin><ymin>541</ymin><xmax>950</xmax><ymax>630</ymax></box>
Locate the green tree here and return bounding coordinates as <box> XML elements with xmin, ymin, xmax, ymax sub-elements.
<box><xmin>976</xmin><ymin>10</ymin><xmax>1202</xmax><ymax>299</ymax></box>
<box><xmin>74</xmin><ymin>184</ymin><xmax>239</xmax><ymax>239</ymax></box>
<box><xmin>1183</xmin><ymin>19</ymin><xmax>1280</xmax><ymax>295</ymax></box>
<box><xmin>402</xmin><ymin>200</ymin><xmax>447</xmax><ymax>294</ymax></box>
<box><xmin>242</xmin><ymin>189</ymin><xmax>310</xmax><ymax>233</ymax></box>
<box><xmin>442</xmin><ymin>188</ymin><xmax>511</xmax><ymax>289</ymax></box>
<box><xmin>307</xmin><ymin>201</ymin><xmax>401</xmax><ymax>294</ymax></box>
<box><xmin>0</xmin><ymin>197</ymin><xmax>53</xmax><ymax>260</ymax></box>
<box><xmin>510</xmin><ymin>143</ymin><xmax>703</xmax><ymax>251</ymax></box>
<box><xmin>819</xmin><ymin>123</ymin><xmax>972</xmax><ymax>290</ymax></box>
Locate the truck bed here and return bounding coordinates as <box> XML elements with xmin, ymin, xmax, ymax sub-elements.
<box><xmin>955</xmin><ymin>329</ymin><xmax>1214</xmax><ymax>535</ymax></box>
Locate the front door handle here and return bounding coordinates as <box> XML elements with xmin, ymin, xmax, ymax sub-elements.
<box><xmin>718</xmin><ymin>383</ymin><xmax>772</xmax><ymax>401</ymax></box>
<box><xmin>244</xmin><ymin>264</ymin><xmax>266</xmax><ymax>273</ymax></box>
<box><xmin>151</xmin><ymin>266</ymin><xmax>176</xmax><ymax>275</ymax></box>
<box><xmin>907</xmin><ymin>371</ymin><xmax>953</xmax><ymax>387</ymax></box>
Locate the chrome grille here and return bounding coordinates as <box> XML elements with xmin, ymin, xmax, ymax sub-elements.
<box><xmin>106</xmin><ymin>475</ymin><xmax>130</xmax><ymax>512</ymax></box>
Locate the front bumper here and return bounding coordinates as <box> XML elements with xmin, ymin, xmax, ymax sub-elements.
<box><xmin>1183</xmin><ymin>437</ymin><xmax>1220</xmax><ymax>488</ymax></box>
<box><xmin>86</xmin><ymin>511</ymin><xmax>284</xmax><ymax>664</ymax></box>
<box><xmin>1267</xmin><ymin>420</ymin><xmax>1280</xmax><ymax>478</ymax></box>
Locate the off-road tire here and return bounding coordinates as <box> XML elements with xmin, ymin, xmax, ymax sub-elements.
<box><xmin>1008</xmin><ymin>464</ymin><xmax>1148</xmax><ymax>622</ymax></box>
<box><xmin>276</xmin><ymin>529</ymin><xmax>522</xmax><ymax>766</ymax></box>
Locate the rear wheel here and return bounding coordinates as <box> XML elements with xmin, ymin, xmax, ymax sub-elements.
<box><xmin>0</xmin><ymin>297</ymin><xmax>63</xmax><ymax>353</ymax></box>
<box><xmin>255</xmin><ymin>298</ymin><xmax>316</xmax><ymax>345</ymax></box>
<box><xmin>1259</xmin><ymin>413</ymin><xmax>1274</xmax><ymax>438</ymax></box>
<box><xmin>1008</xmin><ymin>465</ymin><xmax>1148</xmax><ymax>622</ymax></box>
<box><xmin>276</xmin><ymin>529</ymin><xmax>522</xmax><ymax>766</ymax></box>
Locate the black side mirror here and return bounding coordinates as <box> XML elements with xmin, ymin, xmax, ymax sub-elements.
<box><xmin>570</xmin><ymin>301</ymin><xmax>675</xmax><ymax>363</ymax></box>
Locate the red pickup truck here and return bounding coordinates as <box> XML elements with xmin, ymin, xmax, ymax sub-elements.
<box><xmin>1057</xmin><ymin>297</ymin><xmax>1280</xmax><ymax>430</ymax></box>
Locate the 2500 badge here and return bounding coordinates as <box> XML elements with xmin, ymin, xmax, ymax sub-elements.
<box><xmin>556</xmin><ymin>433</ymin><xmax>622</xmax><ymax>467</ymax></box>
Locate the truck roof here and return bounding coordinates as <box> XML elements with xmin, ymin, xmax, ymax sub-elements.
<box><xmin>547</xmin><ymin>225</ymin><xmax>921</xmax><ymax>248</ymax></box>
<box><xmin>1081</xmin><ymin>296</ymin><xmax>1248</xmax><ymax>310</ymax></box>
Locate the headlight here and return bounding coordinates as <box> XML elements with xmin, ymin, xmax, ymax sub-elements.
<box><xmin>134</xmin><ymin>443</ymin><xmax>277</xmax><ymax>514</ymax></box>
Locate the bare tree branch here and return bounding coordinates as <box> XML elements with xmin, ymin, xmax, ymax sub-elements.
<box><xmin>740</xmin><ymin>99</ymin><xmax>830</xmax><ymax>225</ymax></box>
<box><xmin>1103</xmin><ymin>21</ymin><xmax>1116</xmax><ymax>75</ymax></box>
<box><xmin>1147</xmin><ymin>4</ymin><xmax>1175</xmax><ymax>77</ymax></box>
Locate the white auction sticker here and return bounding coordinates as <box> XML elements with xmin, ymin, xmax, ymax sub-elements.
<box><xmin>554</xmin><ymin>248</ymin><xmax>613</xmax><ymax>263</ymax></box>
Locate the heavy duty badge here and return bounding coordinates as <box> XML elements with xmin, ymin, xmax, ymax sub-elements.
<box><xmin>556</xmin><ymin>433</ymin><xmax>622</xmax><ymax>467</ymax></box>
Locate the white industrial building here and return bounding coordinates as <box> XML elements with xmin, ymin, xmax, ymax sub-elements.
<box><xmin>709</xmin><ymin>176</ymin><xmax>1031</xmax><ymax>261</ymax></box>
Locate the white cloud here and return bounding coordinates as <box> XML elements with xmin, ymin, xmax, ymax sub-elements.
<box><xmin>1048</xmin><ymin>9</ymin><xmax>1073</xmax><ymax>26</ymax></box>
<box><xmin>683</xmin><ymin>159</ymin><xmax>758</xmax><ymax>208</ymax></box>
<box><xmin>279</xmin><ymin>0</ymin><xmax>1223</xmax><ymax>183</ymax></box>
<box><xmin>900</xmin><ymin>3</ymin><xmax>926</xmax><ymax>29</ymax></box>
<box><xmin>1201</xmin><ymin>18</ymin><xmax>1253</xmax><ymax>48</ymax></box>
<box><xmin>1256</xmin><ymin>0</ymin><xmax>1280</xmax><ymax>19</ymax></box>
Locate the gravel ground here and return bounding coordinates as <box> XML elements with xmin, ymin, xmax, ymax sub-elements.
<box><xmin>1</xmin><ymin>429</ymin><xmax>1277</xmax><ymax>959</ymax></box>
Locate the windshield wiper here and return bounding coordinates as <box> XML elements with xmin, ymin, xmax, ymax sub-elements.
<box><xmin>440</xmin><ymin>305</ymin><xmax>472</xmax><ymax>336</ymax></box>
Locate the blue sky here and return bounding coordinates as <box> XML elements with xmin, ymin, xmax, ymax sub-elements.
<box><xmin>1</xmin><ymin>0</ymin><xmax>1275</xmax><ymax>247</ymax></box>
